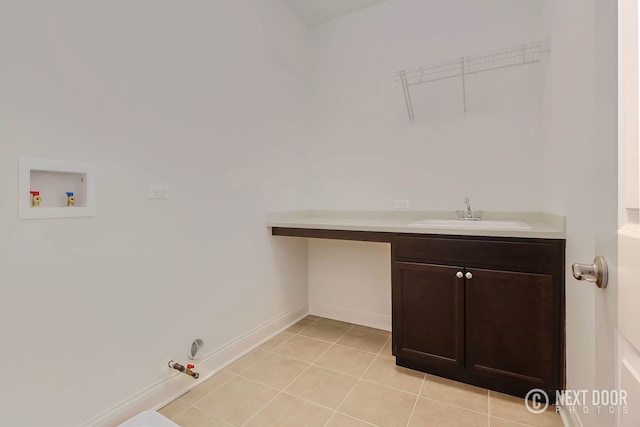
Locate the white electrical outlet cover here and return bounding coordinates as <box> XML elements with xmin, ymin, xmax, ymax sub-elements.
<box><xmin>395</xmin><ymin>199</ymin><xmax>410</xmax><ymax>209</ymax></box>
<box><xmin>149</xmin><ymin>184</ymin><xmax>169</xmax><ymax>199</ymax></box>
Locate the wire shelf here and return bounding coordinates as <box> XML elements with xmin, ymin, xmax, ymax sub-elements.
<box><xmin>396</xmin><ymin>39</ymin><xmax>550</xmax><ymax>119</ymax></box>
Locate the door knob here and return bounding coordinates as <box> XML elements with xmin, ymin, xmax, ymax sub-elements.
<box><xmin>572</xmin><ymin>256</ymin><xmax>608</xmax><ymax>288</ymax></box>
<box><xmin>456</xmin><ymin>271</ymin><xmax>463</xmax><ymax>279</ymax></box>
<box><xmin>465</xmin><ymin>272</ymin><xmax>473</xmax><ymax>279</ymax></box>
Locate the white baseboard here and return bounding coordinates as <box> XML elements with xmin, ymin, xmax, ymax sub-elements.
<box><xmin>557</xmin><ymin>404</ymin><xmax>584</xmax><ymax>427</ymax></box>
<box><xmin>309</xmin><ymin>300</ymin><xmax>391</xmax><ymax>331</ymax></box>
<box><xmin>82</xmin><ymin>303</ymin><xmax>309</xmax><ymax>427</ymax></box>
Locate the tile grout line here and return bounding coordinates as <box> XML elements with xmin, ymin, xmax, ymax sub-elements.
<box><xmin>173</xmin><ymin>317</ymin><xmax>320</xmax><ymax>425</ymax></box>
<box><xmin>289</xmin><ymin>323</ymin><xmax>359</xmax><ymax>425</ymax></box>
<box><xmin>237</xmin><ymin>321</ymin><xmax>321</xmax><ymax>427</ymax></box>
<box><xmin>170</xmin><ymin>401</ymin><xmax>236</xmax><ymax>427</ymax></box>
<box><xmin>318</xmin><ymin>323</ymin><xmax>417</xmax><ymax>425</ymax></box>
<box><xmin>168</xmin><ymin>370</ymin><xmax>240</xmax><ymax>422</ymax></box>
<box><xmin>323</xmin><ymin>334</ymin><xmax>388</xmax><ymax>427</ymax></box>
<box><xmin>488</xmin><ymin>389</ymin><xmax>491</xmax><ymax>426</ymax></box>
<box><xmin>241</xmin><ymin>321</ymin><xmax>355</xmax><ymax>427</ymax></box>
<box><xmin>165</xmin><ymin>317</ymin><xmax>391</xmax><ymax>426</ymax></box>
<box><xmin>405</xmin><ymin>369</ymin><xmax>426</xmax><ymax>427</ymax></box>
<box><xmin>165</xmin><ymin>316</ymin><xmax>560</xmax><ymax>427</ymax></box>
<box><xmin>489</xmin><ymin>415</ymin><xmax>535</xmax><ymax>426</ymax></box>
<box><xmin>328</xmin><ymin>412</ymin><xmax>378</xmax><ymax>427</ymax></box>
<box><xmin>199</xmin><ymin>408</ymin><xmax>235</xmax><ymax>427</ymax></box>
<box><xmin>160</xmin><ymin>401</ymin><xmax>191</xmax><ymax>423</ymax></box>
<box><xmin>416</xmin><ymin>395</ymin><xmax>492</xmax><ymax>417</ymax></box>
<box><xmin>178</xmin><ymin>369</ymin><xmax>239</xmax><ymax>406</ymax></box>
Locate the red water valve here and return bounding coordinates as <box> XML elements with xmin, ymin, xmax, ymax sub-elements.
<box><xmin>187</xmin><ymin>364</ymin><xmax>195</xmax><ymax>369</ymax></box>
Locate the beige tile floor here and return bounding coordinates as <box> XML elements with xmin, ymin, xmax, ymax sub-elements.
<box><xmin>159</xmin><ymin>316</ymin><xmax>563</xmax><ymax>427</ymax></box>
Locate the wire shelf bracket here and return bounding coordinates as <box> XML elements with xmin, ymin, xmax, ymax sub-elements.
<box><xmin>395</xmin><ymin>39</ymin><xmax>551</xmax><ymax>120</ymax></box>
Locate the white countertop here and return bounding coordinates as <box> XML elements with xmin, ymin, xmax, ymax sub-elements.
<box><xmin>267</xmin><ymin>210</ymin><xmax>566</xmax><ymax>239</ymax></box>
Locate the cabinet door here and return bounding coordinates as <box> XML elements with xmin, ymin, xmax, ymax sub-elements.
<box><xmin>393</xmin><ymin>262</ymin><xmax>465</xmax><ymax>375</ymax></box>
<box><xmin>465</xmin><ymin>268</ymin><xmax>559</xmax><ymax>393</ymax></box>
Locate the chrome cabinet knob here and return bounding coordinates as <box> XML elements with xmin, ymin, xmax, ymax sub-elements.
<box><xmin>456</xmin><ymin>271</ymin><xmax>464</xmax><ymax>279</ymax></box>
<box><xmin>465</xmin><ymin>272</ymin><xmax>473</xmax><ymax>280</ymax></box>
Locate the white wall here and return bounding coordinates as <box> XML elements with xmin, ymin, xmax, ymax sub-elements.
<box><xmin>0</xmin><ymin>1</ymin><xmax>617</xmax><ymax>425</ymax></box>
<box><xmin>305</xmin><ymin>8</ymin><xmax>620</xmax><ymax>427</ymax></box>
<box><xmin>308</xmin><ymin>240</ymin><xmax>391</xmax><ymax>330</ymax></box>
<box><xmin>306</xmin><ymin>0</ymin><xmax>547</xmax><ymax>328</ymax></box>
<box><xmin>540</xmin><ymin>1</ymin><xmax>597</xmax><ymax>425</ymax></box>
<box><xmin>542</xmin><ymin>1</ymin><xmax>619</xmax><ymax>426</ymax></box>
<box><xmin>0</xmin><ymin>1</ymin><xmax>310</xmax><ymax>426</ymax></box>
<box><xmin>306</xmin><ymin>0</ymin><xmax>546</xmax><ymax>211</ymax></box>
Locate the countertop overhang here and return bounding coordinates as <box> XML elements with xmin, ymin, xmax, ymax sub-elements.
<box><xmin>267</xmin><ymin>210</ymin><xmax>566</xmax><ymax>241</ymax></box>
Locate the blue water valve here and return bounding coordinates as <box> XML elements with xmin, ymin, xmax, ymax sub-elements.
<box><xmin>66</xmin><ymin>192</ymin><xmax>74</xmax><ymax>197</ymax></box>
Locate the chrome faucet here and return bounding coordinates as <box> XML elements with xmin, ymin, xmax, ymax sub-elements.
<box><xmin>458</xmin><ymin>197</ymin><xmax>481</xmax><ymax>221</ymax></box>
<box><xmin>464</xmin><ymin>197</ymin><xmax>471</xmax><ymax>217</ymax></box>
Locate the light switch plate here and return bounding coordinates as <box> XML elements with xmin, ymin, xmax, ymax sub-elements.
<box><xmin>149</xmin><ymin>184</ymin><xmax>169</xmax><ymax>199</ymax></box>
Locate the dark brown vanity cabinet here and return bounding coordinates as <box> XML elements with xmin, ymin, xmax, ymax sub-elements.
<box><xmin>392</xmin><ymin>234</ymin><xmax>565</xmax><ymax>399</ymax></box>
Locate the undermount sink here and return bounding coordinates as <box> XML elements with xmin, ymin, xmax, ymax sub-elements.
<box><xmin>408</xmin><ymin>219</ymin><xmax>532</xmax><ymax>230</ymax></box>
